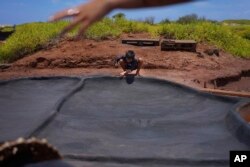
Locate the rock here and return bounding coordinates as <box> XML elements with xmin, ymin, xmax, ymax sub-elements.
<box><xmin>193</xmin><ymin>79</ymin><xmax>200</xmax><ymax>84</ymax></box>
<box><xmin>0</xmin><ymin>64</ymin><xmax>11</xmax><ymax>69</ymax></box>
<box><xmin>36</xmin><ymin>57</ymin><xmax>47</xmax><ymax>63</ymax></box>
<box><xmin>204</xmin><ymin>49</ymin><xmax>214</xmax><ymax>56</ymax></box>
<box><xmin>197</xmin><ymin>52</ymin><xmax>204</xmax><ymax>58</ymax></box>
<box><xmin>214</xmin><ymin>49</ymin><xmax>220</xmax><ymax>56</ymax></box>
<box><xmin>29</xmin><ymin>61</ymin><xmax>37</xmax><ymax>68</ymax></box>
<box><xmin>204</xmin><ymin>48</ymin><xmax>220</xmax><ymax>56</ymax></box>
<box><xmin>88</xmin><ymin>43</ymin><xmax>96</xmax><ymax>48</ymax></box>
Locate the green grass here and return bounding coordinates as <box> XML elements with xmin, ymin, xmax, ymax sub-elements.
<box><xmin>157</xmin><ymin>22</ymin><xmax>250</xmax><ymax>57</ymax></box>
<box><xmin>1</xmin><ymin>18</ymin><xmax>250</xmax><ymax>63</ymax></box>
<box><xmin>225</xmin><ymin>25</ymin><xmax>250</xmax><ymax>40</ymax></box>
<box><xmin>223</xmin><ymin>19</ymin><xmax>250</xmax><ymax>25</ymax></box>
<box><xmin>0</xmin><ymin>26</ymin><xmax>15</xmax><ymax>32</ymax></box>
<box><xmin>85</xmin><ymin>18</ymin><xmax>121</xmax><ymax>39</ymax></box>
<box><xmin>0</xmin><ymin>22</ymin><xmax>67</xmax><ymax>62</ymax></box>
<box><xmin>222</xmin><ymin>19</ymin><xmax>250</xmax><ymax>40</ymax></box>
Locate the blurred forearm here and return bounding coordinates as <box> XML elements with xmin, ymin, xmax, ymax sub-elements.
<box><xmin>107</xmin><ymin>0</ymin><xmax>194</xmax><ymax>9</ymax></box>
<box><xmin>50</xmin><ymin>0</ymin><xmax>195</xmax><ymax>38</ymax></box>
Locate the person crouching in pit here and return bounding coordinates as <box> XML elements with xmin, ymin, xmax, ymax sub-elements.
<box><xmin>118</xmin><ymin>50</ymin><xmax>143</xmax><ymax>77</ymax></box>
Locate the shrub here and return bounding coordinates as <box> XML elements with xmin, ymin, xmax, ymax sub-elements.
<box><xmin>112</xmin><ymin>13</ymin><xmax>126</xmax><ymax>19</ymax></box>
<box><xmin>177</xmin><ymin>14</ymin><xmax>199</xmax><ymax>24</ymax></box>
<box><xmin>144</xmin><ymin>17</ymin><xmax>155</xmax><ymax>25</ymax></box>
<box><xmin>160</xmin><ymin>18</ymin><xmax>171</xmax><ymax>24</ymax></box>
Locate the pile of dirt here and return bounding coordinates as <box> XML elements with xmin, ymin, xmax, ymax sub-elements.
<box><xmin>210</xmin><ymin>70</ymin><xmax>250</xmax><ymax>92</ymax></box>
<box><xmin>1</xmin><ymin>33</ymin><xmax>250</xmax><ymax>93</ymax></box>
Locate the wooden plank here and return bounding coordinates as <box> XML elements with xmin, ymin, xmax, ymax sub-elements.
<box><xmin>122</xmin><ymin>39</ymin><xmax>159</xmax><ymax>42</ymax></box>
<box><xmin>121</xmin><ymin>39</ymin><xmax>160</xmax><ymax>46</ymax></box>
<box><xmin>161</xmin><ymin>39</ymin><xmax>197</xmax><ymax>52</ymax></box>
<box><xmin>202</xmin><ymin>88</ymin><xmax>250</xmax><ymax>98</ymax></box>
<box><xmin>161</xmin><ymin>39</ymin><xmax>197</xmax><ymax>44</ymax></box>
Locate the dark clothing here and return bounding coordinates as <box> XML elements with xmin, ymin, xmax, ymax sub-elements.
<box><xmin>124</xmin><ymin>58</ymin><xmax>138</xmax><ymax>70</ymax></box>
<box><xmin>116</xmin><ymin>55</ymin><xmax>139</xmax><ymax>70</ymax></box>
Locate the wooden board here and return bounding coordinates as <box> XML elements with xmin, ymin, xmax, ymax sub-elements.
<box><xmin>161</xmin><ymin>39</ymin><xmax>197</xmax><ymax>52</ymax></box>
<box><xmin>122</xmin><ymin>39</ymin><xmax>160</xmax><ymax>46</ymax></box>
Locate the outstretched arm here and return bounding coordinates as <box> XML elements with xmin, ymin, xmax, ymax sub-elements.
<box><xmin>109</xmin><ymin>0</ymin><xmax>193</xmax><ymax>8</ymax></box>
<box><xmin>50</xmin><ymin>0</ymin><xmax>194</xmax><ymax>38</ymax></box>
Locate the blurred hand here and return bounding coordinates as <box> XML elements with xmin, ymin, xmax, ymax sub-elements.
<box><xmin>120</xmin><ymin>71</ymin><xmax>127</xmax><ymax>77</ymax></box>
<box><xmin>49</xmin><ymin>0</ymin><xmax>192</xmax><ymax>39</ymax></box>
<box><xmin>126</xmin><ymin>70</ymin><xmax>132</xmax><ymax>73</ymax></box>
<box><xmin>49</xmin><ymin>0</ymin><xmax>112</xmax><ymax>39</ymax></box>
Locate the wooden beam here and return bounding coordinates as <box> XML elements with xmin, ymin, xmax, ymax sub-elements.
<box><xmin>202</xmin><ymin>88</ymin><xmax>250</xmax><ymax>98</ymax></box>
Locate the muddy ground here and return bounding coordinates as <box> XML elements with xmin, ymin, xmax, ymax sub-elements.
<box><xmin>0</xmin><ymin>33</ymin><xmax>250</xmax><ymax>93</ymax></box>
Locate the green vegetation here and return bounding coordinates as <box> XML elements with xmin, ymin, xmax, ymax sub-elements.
<box><xmin>0</xmin><ymin>22</ymin><xmax>67</xmax><ymax>62</ymax></box>
<box><xmin>0</xmin><ymin>26</ymin><xmax>15</xmax><ymax>32</ymax></box>
<box><xmin>112</xmin><ymin>13</ymin><xmax>126</xmax><ymax>19</ymax></box>
<box><xmin>222</xmin><ymin>19</ymin><xmax>250</xmax><ymax>40</ymax></box>
<box><xmin>158</xmin><ymin>22</ymin><xmax>250</xmax><ymax>57</ymax></box>
<box><xmin>223</xmin><ymin>20</ymin><xmax>250</xmax><ymax>25</ymax></box>
<box><xmin>1</xmin><ymin>17</ymin><xmax>250</xmax><ymax>63</ymax></box>
<box><xmin>229</xmin><ymin>25</ymin><xmax>250</xmax><ymax>40</ymax></box>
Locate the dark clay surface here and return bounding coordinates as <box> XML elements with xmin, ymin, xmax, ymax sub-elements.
<box><xmin>0</xmin><ymin>77</ymin><xmax>80</xmax><ymax>141</ymax></box>
<box><xmin>0</xmin><ymin>77</ymin><xmax>249</xmax><ymax>167</ymax></box>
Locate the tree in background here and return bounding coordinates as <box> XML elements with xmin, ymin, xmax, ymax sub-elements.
<box><xmin>160</xmin><ymin>18</ymin><xmax>171</xmax><ymax>24</ymax></box>
<box><xmin>144</xmin><ymin>16</ymin><xmax>155</xmax><ymax>25</ymax></box>
<box><xmin>177</xmin><ymin>13</ymin><xmax>199</xmax><ymax>24</ymax></box>
<box><xmin>112</xmin><ymin>13</ymin><xmax>126</xmax><ymax>19</ymax></box>
<box><xmin>177</xmin><ymin>14</ymin><xmax>217</xmax><ymax>24</ymax></box>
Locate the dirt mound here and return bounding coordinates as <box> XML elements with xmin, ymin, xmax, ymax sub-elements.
<box><xmin>1</xmin><ymin>33</ymin><xmax>250</xmax><ymax>93</ymax></box>
<box><xmin>210</xmin><ymin>70</ymin><xmax>250</xmax><ymax>92</ymax></box>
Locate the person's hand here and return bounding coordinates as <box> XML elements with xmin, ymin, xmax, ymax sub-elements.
<box><xmin>120</xmin><ymin>71</ymin><xmax>127</xmax><ymax>77</ymax></box>
<box><xmin>49</xmin><ymin>0</ymin><xmax>193</xmax><ymax>39</ymax></box>
<box><xmin>49</xmin><ymin>0</ymin><xmax>112</xmax><ymax>39</ymax></box>
<box><xmin>126</xmin><ymin>70</ymin><xmax>132</xmax><ymax>73</ymax></box>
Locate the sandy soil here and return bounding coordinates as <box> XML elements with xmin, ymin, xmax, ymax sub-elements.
<box><xmin>1</xmin><ymin>33</ymin><xmax>250</xmax><ymax>93</ymax></box>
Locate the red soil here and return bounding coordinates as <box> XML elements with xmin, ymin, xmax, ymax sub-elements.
<box><xmin>1</xmin><ymin>33</ymin><xmax>250</xmax><ymax>93</ymax></box>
